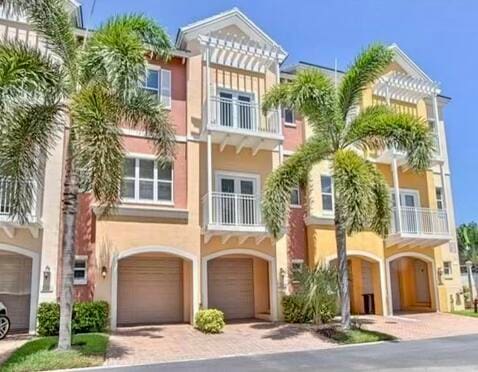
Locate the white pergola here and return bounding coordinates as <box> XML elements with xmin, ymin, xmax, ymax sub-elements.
<box><xmin>198</xmin><ymin>33</ymin><xmax>286</xmax><ymax>73</ymax></box>
<box><xmin>374</xmin><ymin>71</ymin><xmax>440</xmax><ymax>104</ymax></box>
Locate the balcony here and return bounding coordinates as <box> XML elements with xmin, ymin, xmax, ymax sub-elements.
<box><xmin>0</xmin><ymin>177</ymin><xmax>40</xmax><ymax>237</ymax></box>
<box><xmin>207</xmin><ymin>95</ymin><xmax>283</xmax><ymax>154</ymax></box>
<box><xmin>202</xmin><ymin>192</ymin><xmax>269</xmax><ymax>243</ymax></box>
<box><xmin>386</xmin><ymin>206</ymin><xmax>451</xmax><ymax>248</ymax></box>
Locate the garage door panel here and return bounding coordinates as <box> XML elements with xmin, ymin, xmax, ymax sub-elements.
<box><xmin>118</xmin><ymin>256</ymin><xmax>183</xmax><ymax>325</ymax></box>
<box><xmin>0</xmin><ymin>253</ymin><xmax>32</xmax><ymax>330</ymax></box>
<box><xmin>208</xmin><ymin>258</ymin><xmax>254</xmax><ymax>320</ymax></box>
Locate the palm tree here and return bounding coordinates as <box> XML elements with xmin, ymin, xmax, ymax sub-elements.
<box><xmin>457</xmin><ymin>222</ymin><xmax>478</xmax><ymax>266</ymax></box>
<box><xmin>0</xmin><ymin>0</ymin><xmax>175</xmax><ymax>349</ymax></box>
<box><xmin>261</xmin><ymin>44</ymin><xmax>434</xmax><ymax>329</ymax></box>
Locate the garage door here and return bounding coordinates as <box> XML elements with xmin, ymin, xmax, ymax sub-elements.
<box><xmin>117</xmin><ymin>256</ymin><xmax>183</xmax><ymax>325</ymax></box>
<box><xmin>208</xmin><ymin>257</ymin><xmax>254</xmax><ymax>320</ymax></box>
<box><xmin>0</xmin><ymin>252</ymin><xmax>32</xmax><ymax>330</ymax></box>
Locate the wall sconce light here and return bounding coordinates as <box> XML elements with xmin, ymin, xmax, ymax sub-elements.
<box><xmin>279</xmin><ymin>268</ymin><xmax>286</xmax><ymax>289</ymax></box>
<box><xmin>101</xmin><ymin>266</ymin><xmax>107</xmax><ymax>278</ymax></box>
<box><xmin>437</xmin><ymin>267</ymin><xmax>443</xmax><ymax>285</ymax></box>
<box><xmin>42</xmin><ymin>266</ymin><xmax>51</xmax><ymax>292</ymax></box>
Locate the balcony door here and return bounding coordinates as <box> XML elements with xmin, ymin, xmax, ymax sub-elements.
<box><xmin>392</xmin><ymin>190</ymin><xmax>419</xmax><ymax>234</ymax></box>
<box><xmin>218</xmin><ymin>90</ymin><xmax>255</xmax><ymax>130</ymax></box>
<box><xmin>216</xmin><ymin>174</ymin><xmax>258</xmax><ymax>226</ymax></box>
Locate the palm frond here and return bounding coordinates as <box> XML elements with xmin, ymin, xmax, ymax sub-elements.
<box><xmin>345</xmin><ymin>104</ymin><xmax>434</xmax><ymax>171</ymax></box>
<box><xmin>70</xmin><ymin>83</ymin><xmax>124</xmax><ymax>210</ymax></box>
<box><xmin>0</xmin><ymin>40</ymin><xmax>65</xmax><ymax>108</ymax></box>
<box><xmin>262</xmin><ymin>68</ymin><xmax>340</xmax><ymax>143</ymax></box>
<box><xmin>8</xmin><ymin>0</ymin><xmax>78</xmax><ymax>84</ymax></box>
<box><xmin>338</xmin><ymin>44</ymin><xmax>393</xmax><ymax>121</ymax></box>
<box><xmin>367</xmin><ymin>164</ymin><xmax>391</xmax><ymax>237</ymax></box>
<box><xmin>120</xmin><ymin>90</ymin><xmax>176</xmax><ymax>163</ymax></box>
<box><xmin>262</xmin><ymin>137</ymin><xmax>331</xmax><ymax>238</ymax></box>
<box><xmin>0</xmin><ymin>103</ymin><xmax>63</xmax><ymax>223</ymax></box>
<box><xmin>80</xmin><ymin>14</ymin><xmax>171</xmax><ymax>100</ymax></box>
<box><xmin>332</xmin><ymin>150</ymin><xmax>376</xmax><ymax>234</ymax></box>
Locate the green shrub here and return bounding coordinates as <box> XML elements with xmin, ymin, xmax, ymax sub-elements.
<box><xmin>72</xmin><ymin>301</ymin><xmax>109</xmax><ymax>334</ymax></box>
<box><xmin>292</xmin><ymin>264</ymin><xmax>339</xmax><ymax>324</ymax></box>
<box><xmin>37</xmin><ymin>303</ymin><xmax>60</xmax><ymax>336</ymax></box>
<box><xmin>195</xmin><ymin>309</ymin><xmax>225</xmax><ymax>334</ymax></box>
<box><xmin>37</xmin><ymin>301</ymin><xmax>109</xmax><ymax>336</ymax></box>
<box><xmin>282</xmin><ymin>295</ymin><xmax>312</xmax><ymax>323</ymax></box>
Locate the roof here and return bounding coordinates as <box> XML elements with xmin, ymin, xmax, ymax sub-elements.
<box><xmin>175</xmin><ymin>7</ymin><xmax>286</xmax><ymax>59</ymax></box>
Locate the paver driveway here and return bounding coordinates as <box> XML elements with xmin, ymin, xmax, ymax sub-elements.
<box><xmin>105</xmin><ymin>321</ymin><xmax>334</xmax><ymax>366</ymax></box>
<box><xmin>105</xmin><ymin>313</ymin><xmax>478</xmax><ymax>366</ymax></box>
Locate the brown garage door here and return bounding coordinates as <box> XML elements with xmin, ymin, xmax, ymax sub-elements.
<box><xmin>118</xmin><ymin>256</ymin><xmax>183</xmax><ymax>325</ymax></box>
<box><xmin>0</xmin><ymin>252</ymin><xmax>32</xmax><ymax>330</ymax></box>
<box><xmin>208</xmin><ymin>257</ymin><xmax>254</xmax><ymax>320</ymax></box>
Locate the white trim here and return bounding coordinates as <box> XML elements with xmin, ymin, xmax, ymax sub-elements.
<box><xmin>110</xmin><ymin>245</ymin><xmax>199</xmax><ymax>330</ymax></box>
<box><xmin>385</xmin><ymin>252</ymin><xmax>439</xmax><ymax>316</ymax></box>
<box><xmin>324</xmin><ymin>250</ymin><xmax>387</xmax><ymax>317</ymax></box>
<box><xmin>73</xmin><ymin>255</ymin><xmax>88</xmax><ymax>286</ymax></box>
<box><xmin>0</xmin><ymin>244</ymin><xmax>40</xmax><ymax>334</ymax></box>
<box><xmin>214</xmin><ymin>170</ymin><xmax>261</xmax><ymax>195</ymax></box>
<box><xmin>201</xmin><ymin>248</ymin><xmax>278</xmax><ymax>321</ymax></box>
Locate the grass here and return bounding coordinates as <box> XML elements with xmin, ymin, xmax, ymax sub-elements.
<box><xmin>318</xmin><ymin>327</ymin><xmax>396</xmax><ymax>345</ymax></box>
<box><xmin>452</xmin><ymin>310</ymin><xmax>478</xmax><ymax>318</ymax></box>
<box><xmin>0</xmin><ymin>333</ymin><xmax>109</xmax><ymax>372</ymax></box>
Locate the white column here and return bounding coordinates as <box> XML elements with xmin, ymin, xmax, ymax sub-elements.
<box><xmin>432</xmin><ymin>94</ymin><xmax>441</xmax><ymax>156</ymax></box>
<box><xmin>205</xmin><ymin>46</ymin><xmax>211</xmax><ymax>131</ymax></box>
<box><xmin>207</xmin><ymin>133</ymin><xmax>212</xmax><ymax>224</ymax></box>
<box><xmin>391</xmin><ymin>156</ymin><xmax>402</xmax><ymax>233</ymax></box>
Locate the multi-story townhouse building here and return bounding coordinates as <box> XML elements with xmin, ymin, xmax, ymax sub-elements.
<box><xmin>0</xmin><ymin>6</ymin><xmax>463</xmax><ymax>333</ymax></box>
<box><xmin>0</xmin><ymin>0</ymin><xmax>83</xmax><ymax>333</ymax></box>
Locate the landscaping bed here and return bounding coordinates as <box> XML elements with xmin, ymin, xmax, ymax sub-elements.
<box><xmin>317</xmin><ymin>326</ymin><xmax>396</xmax><ymax>344</ymax></box>
<box><xmin>0</xmin><ymin>333</ymin><xmax>108</xmax><ymax>372</ymax></box>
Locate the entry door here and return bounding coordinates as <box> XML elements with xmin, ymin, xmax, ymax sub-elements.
<box><xmin>414</xmin><ymin>260</ymin><xmax>431</xmax><ymax>304</ymax></box>
<box><xmin>218</xmin><ymin>175</ymin><xmax>257</xmax><ymax>225</ymax></box>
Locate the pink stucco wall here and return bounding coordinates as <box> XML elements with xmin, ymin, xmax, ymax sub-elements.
<box><xmin>283</xmin><ymin>114</ymin><xmax>305</xmax><ymax>152</ymax></box>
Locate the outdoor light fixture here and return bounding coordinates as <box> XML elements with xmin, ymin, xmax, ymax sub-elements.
<box><xmin>101</xmin><ymin>266</ymin><xmax>108</xmax><ymax>278</ymax></box>
<box><xmin>42</xmin><ymin>266</ymin><xmax>51</xmax><ymax>292</ymax></box>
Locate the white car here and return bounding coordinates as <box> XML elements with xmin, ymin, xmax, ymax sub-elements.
<box><xmin>0</xmin><ymin>302</ymin><xmax>10</xmax><ymax>340</ymax></box>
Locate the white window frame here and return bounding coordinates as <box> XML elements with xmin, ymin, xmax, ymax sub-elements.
<box><xmin>216</xmin><ymin>87</ymin><xmax>257</xmax><ymax>129</ymax></box>
<box><xmin>436</xmin><ymin>187</ymin><xmax>444</xmax><ymax>210</ymax></box>
<box><xmin>74</xmin><ymin>255</ymin><xmax>88</xmax><ymax>285</ymax></box>
<box><xmin>283</xmin><ymin>108</ymin><xmax>296</xmax><ymax>127</ymax></box>
<box><xmin>290</xmin><ymin>186</ymin><xmax>301</xmax><ymax>208</ymax></box>
<box><xmin>291</xmin><ymin>259</ymin><xmax>304</xmax><ymax>283</ymax></box>
<box><xmin>443</xmin><ymin>261</ymin><xmax>452</xmax><ymax>276</ymax></box>
<box><xmin>214</xmin><ymin>170</ymin><xmax>261</xmax><ymax>195</ymax></box>
<box><xmin>320</xmin><ymin>175</ymin><xmax>334</xmax><ymax>215</ymax></box>
<box><xmin>390</xmin><ymin>188</ymin><xmax>421</xmax><ymax>208</ymax></box>
<box><xmin>143</xmin><ymin>64</ymin><xmax>172</xmax><ymax>110</ymax></box>
<box><xmin>121</xmin><ymin>153</ymin><xmax>174</xmax><ymax>205</ymax></box>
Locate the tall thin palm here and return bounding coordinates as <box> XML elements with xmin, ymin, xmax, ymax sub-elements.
<box><xmin>261</xmin><ymin>44</ymin><xmax>434</xmax><ymax>329</ymax></box>
<box><xmin>457</xmin><ymin>222</ymin><xmax>478</xmax><ymax>265</ymax></box>
<box><xmin>0</xmin><ymin>0</ymin><xmax>175</xmax><ymax>349</ymax></box>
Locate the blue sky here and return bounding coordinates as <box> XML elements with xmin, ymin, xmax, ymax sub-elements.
<box><xmin>80</xmin><ymin>0</ymin><xmax>477</xmax><ymax>225</ymax></box>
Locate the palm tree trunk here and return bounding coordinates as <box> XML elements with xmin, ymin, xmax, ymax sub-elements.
<box><xmin>335</xmin><ymin>201</ymin><xmax>351</xmax><ymax>330</ymax></box>
<box><xmin>57</xmin><ymin>150</ymin><xmax>78</xmax><ymax>351</ymax></box>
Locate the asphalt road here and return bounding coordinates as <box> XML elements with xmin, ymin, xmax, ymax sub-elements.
<box><xmin>88</xmin><ymin>334</ymin><xmax>478</xmax><ymax>371</ymax></box>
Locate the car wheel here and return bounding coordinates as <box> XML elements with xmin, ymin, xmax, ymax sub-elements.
<box><xmin>0</xmin><ymin>316</ymin><xmax>10</xmax><ymax>340</ymax></box>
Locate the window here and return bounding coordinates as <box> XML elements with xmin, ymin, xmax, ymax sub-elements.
<box><xmin>290</xmin><ymin>187</ymin><xmax>301</xmax><ymax>207</ymax></box>
<box><xmin>291</xmin><ymin>259</ymin><xmax>304</xmax><ymax>282</ymax></box>
<box><xmin>321</xmin><ymin>175</ymin><xmax>333</xmax><ymax>212</ymax></box>
<box><xmin>436</xmin><ymin>187</ymin><xmax>444</xmax><ymax>210</ymax></box>
<box><xmin>443</xmin><ymin>261</ymin><xmax>452</xmax><ymax>276</ymax></box>
<box><xmin>74</xmin><ymin>256</ymin><xmax>87</xmax><ymax>285</ymax></box>
<box><xmin>120</xmin><ymin>158</ymin><xmax>173</xmax><ymax>203</ymax></box>
<box><xmin>284</xmin><ymin>108</ymin><xmax>295</xmax><ymax>126</ymax></box>
<box><xmin>217</xmin><ymin>89</ymin><xmax>255</xmax><ymax>129</ymax></box>
<box><xmin>142</xmin><ymin>67</ymin><xmax>172</xmax><ymax>109</ymax></box>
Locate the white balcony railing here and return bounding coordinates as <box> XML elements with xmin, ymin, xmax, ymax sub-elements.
<box><xmin>0</xmin><ymin>178</ymin><xmax>38</xmax><ymax>223</ymax></box>
<box><xmin>209</xmin><ymin>96</ymin><xmax>281</xmax><ymax>136</ymax></box>
<box><xmin>203</xmin><ymin>192</ymin><xmax>264</xmax><ymax>228</ymax></box>
<box><xmin>391</xmin><ymin>207</ymin><xmax>449</xmax><ymax>236</ymax></box>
